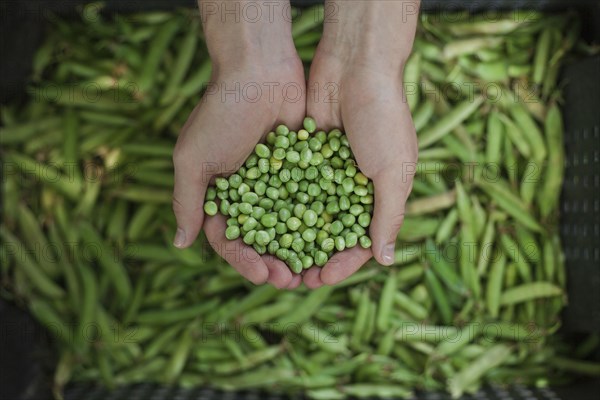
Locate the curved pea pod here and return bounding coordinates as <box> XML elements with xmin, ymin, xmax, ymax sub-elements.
<box><xmin>434</xmin><ymin>322</ymin><xmax>482</xmax><ymax>357</ymax></box>
<box><xmin>293</xmin><ymin>30</ymin><xmax>322</xmax><ymax>47</ymax></box>
<box><xmin>97</xmin><ymin>349</ymin><xmax>114</xmax><ymax>388</ymax></box>
<box><xmin>510</xmin><ymin>104</ymin><xmax>547</xmax><ymax>162</ymax></box>
<box><xmin>542</xmin><ymin>235</ymin><xmax>557</xmax><ymax>282</ymax></box>
<box><xmin>538</xmin><ymin>104</ymin><xmax>564</xmax><ymax>218</ymax></box>
<box><xmin>497</xmin><ymin>112</ymin><xmax>531</xmax><ymax>159</ymax></box>
<box><xmin>394</xmin><ymin>291</ymin><xmax>428</xmax><ymax>321</ymax></box>
<box><xmin>398</xmin><ymin>217</ymin><xmax>441</xmax><ymax>242</ymax></box>
<box><xmin>127</xmin><ymin>204</ymin><xmax>158</xmax><ymax>241</ymax></box>
<box><xmin>418</xmin><ymin>96</ymin><xmax>484</xmax><ymax>148</ymax></box>
<box><xmin>515</xmin><ymin>225</ymin><xmax>541</xmax><ymax>264</ymax></box>
<box><xmin>0</xmin><ymin>116</ymin><xmax>61</xmax><ymax>144</ymax></box>
<box><xmin>28</xmin><ymin>299</ymin><xmax>69</xmax><ymax>343</ymax></box>
<box><xmin>443</xmin><ymin>37</ymin><xmax>503</xmax><ymax>59</ymax></box>
<box><xmin>424</xmin><ymin>239</ymin><xmax>467</xmax><ymax>296</ymax></box>
<box><xmin>486</xmin><ymin>252</ymin><xmax>506</xmax><ymax>318</ymax></box>
<box><xmin>75</xmin><ymin>262</ymin><xmax>98</xmax><ymax>350</ymax></box>
<box><xmin>455</xmin><ymin>181</ymin><xmax>477</xmax><ymax>246</ymax></box>
<box><xmin>75</xmin><ymin>176</ymin><xmax>102</xmax><ymax>218</ymax></box>
<box><xmin>212</xmin><ymin>346</ymin><xmax>282</xmax><ymax>375</ymax></box>
<box><xmin>350</xmin><ymin>288</ymin><xmax>370</xmax><ymax>349</ymax></box>
<box><xmin>476</xmin><ymin>179</ymin><xmax>543</xmax><ymax>233</ymax></box>
<box><xmin>406</xmin><ymin>190</ymin><xmax>456</xmax><ymax>216</ymax></box>
<box><xmin>500</xmin><ymin>282</ymin><xmax>563</xmax><ymax>306</ymax></box>
<box><xmin>178</xmin><ymin>59</ymin><xmax>212</xmax><ymax>98</ymax></box>
<box><xmin>500</xmin><ymin>233</ymin><xmax>532</xmax><ymax>282</ymax></box>
<box><xmin>376</xmin><ymin>271</ymin><xmax>397</xmax><ymax>332</ymax></box>
<box><xmin>17</xmin><ymin>203</ymin><xmax>60</xmax><ymax>278</ymax></box>
<box><xmin>161</xmin><ymin>20</ymin><xmax>199</xmax><ymax>105</ymax></box>
<box><xmin>533</xmin><ymin>27</ymin><xmax>553</xmax><ymax>85</ymax></box>
<box><xmin>436</xmin><ymin>209</ymin><xmax>458</xmax><ymax>244</ymax></box>
<box><xmin>485</xmin><ymin>111</ymin><xmax>504</xmax><ymax>165</ymax></box>
<box><xmin>111</xmin><ymin>185</ymin><xmax>173</xmax><ymax>203</ymax></box>
<box><xmin>403</xmin><ymin>52</ymin><xmax>421</xmax><ymax>112</ymax></box>
<box><xmin>448</xmin><ymin>18</ymin><xmax>524</xmax><ymax>36</ymax></box>
<box><xmin>241</xmin><ymin>302</ymin><xmax>295</xmax><ymax>325</ymax></box>
<box><xmin>79</xmin><ymin>221</ymin><xmax>132</xmax><ymax>303</ymax></box>
<box><xmin>424</xmin><ymin>268</ymin><xmax>453</xmax><ymax>325</ymax></box>
<box><xmin>277</xmin><ymin>286</ymin><xmax>333</xmax><ymax>326</ymax></box>
<box><xmin>520</xmin><ymin>160</ymin><xmax>543</xmax><ymax>206</ymax></box>
<box><xmin>136</xmin><ymin>298</ymin><xmax>219</xmax><ymax>325</ymax></box>
<box><xmin>164</xmin><ymin>323</ymin><xmax>195</xmax><ymax>384</ymax></box>
<box><xmin>449</xmin><ymin>344</ymin><xmax>512</xmax><ymax>398</ymax></box>
<box><xmin>292</xmin><ymin>5</ymin><xmax>324</xmax><ymax>38</ymax></box>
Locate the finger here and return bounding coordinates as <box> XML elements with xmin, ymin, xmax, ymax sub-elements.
<box><xmin>319</xmin><ymin>247</ymin><xmax>373</xmax><ymax>285</ymax></box>
<box><xmin>172</xmin><ymin>143</ymin><xmax>207</xmax><ymax>249</ymax></box>
<box><xmin>204</xmin><ymin>214</ymin><xmax>269</xmax><ymax>285</ymax></box>
<box><xmin>262</xmin><ymin>254</ymin><xmax>294</xmax><ymax>289</ymax></box>
<box><xmin>369</xmin><ymin>168</ymin><xmax>413</xmax><ymax>266</ymax></box>
<box><xmin>302</xmin><ymin>267</ymin><xmax>324</xmax><ymax>289</ymax></box>
<box><xmin>286</xmin><ymin>274</ymin><xmax>302</xmax><ymax>290</ymax></box>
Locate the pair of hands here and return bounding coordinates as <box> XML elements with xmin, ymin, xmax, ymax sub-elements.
<box><xmin>172</xmin><ymin>1</ymin><xmax>419</xmax><ymax>289</ymax></box>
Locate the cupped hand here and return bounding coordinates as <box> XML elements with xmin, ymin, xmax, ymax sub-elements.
<box><xmin>172</xmin><ymin>55</ymin><xmax>306</xmax><ymax>289</ymax></box>
<box><xmin>303</xmin><ymin>50</ymin><xmax>418</xmax><ymax>289</ymax></box>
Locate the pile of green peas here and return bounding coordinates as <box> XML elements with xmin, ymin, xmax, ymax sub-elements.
<box><xmin>203</xmin><ymin>117</ymin><xmax>373</xmax><ymax>273</ymax></box>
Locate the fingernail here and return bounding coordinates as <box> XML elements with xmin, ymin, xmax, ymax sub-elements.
<box><xmin>173</xmin><ymin>228</ymin><xmax>186</xmax><ymax>248</ymax></box>
<box><xmin>382</xmin><ymin>243</ymin><xmax>395</xmax><ymax>265</ymax></box>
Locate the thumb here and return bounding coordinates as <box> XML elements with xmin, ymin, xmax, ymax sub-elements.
<box><xmin>369</xmin><ymin>167</ymin><xmax>414</xmax><ymax>266</ymax></box>
<box><xmin>172</xmin><ymin>147</ymin><xmax>208</xmax><ymax>249</ymax></box>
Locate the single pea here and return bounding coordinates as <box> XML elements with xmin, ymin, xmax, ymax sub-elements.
<box><xmin>268</xmin><ymin>240</ymin><xmax>280</xmax><ymax>254</ymax></box>
<box><xmin>206</xmin><ymin>187</ymin><xmax>217</xmax><ymax>201</ymax></box>
<box><xmin>316</xmin><ymin>230</ymin><xmax>329</xmax><ymax>245</ymax></box>
<box><xmin>267</xmin><ymin>228</ymin><xmax>277</xmax><ymax>242</ymax></box>
<box><xmin>291</xmin><ymin>167</ymin><xmax>303</xmax><ymax>182</ymax></box>
<box><xmin>345</xmin><ymin>164</ymin><xmax>357</xmax><ymax>178</ymax></box>
<box><xmin>253</xmin><ymin>244</ymin><xmax>267</xmax><ymax>254</ymax></box>
<box><xmin>238</xmin><ymin>166</ymin><xmax>247</xmax><ymax>177</ymax></box>
<box><xmin>340</xmin><ymin>228</ymin><xmax>350</xmax><ymax>236</ymax></box>
<box><xmin>303</xmin><ymin>209</ymin><xmax>318</xmax><ymax>227</ymax></box>
<box><xmin>321</xmin><ymin>212</ymin><xmax>333</xmax><ymax>223</ymax></box>
<box><xmin>300</xmin><ymin>148</ymin><xmax>313</xmax><ymax>164</ymax></box>
<box><xmin>217</xmin><ymin>190</ymin><xmax>229</xmax><ymax>200</ymax></box>
<box><xmin>320</xmin><ymin>165</ymin><xmax>334</xmax><ymax>180</ymax></box>
<box><xmin>220</xmin><ymin>199</ymin><xmax>230</xmax><ymax>215</ymax></box>
<box><xmin>321</xmin><ymin>237</ymin><xmax>335</xmax><ymax>252</ymax></box>
<box><xmin>303</xmin><ymin>117</ymin><xmax>317</xmax><ymax>133</ymax></box>
<box><xmin>228</xmin><ymin>203</ymin><xmax>240</xmax><ymax>217</ymax></box>
<box><xmin>239</xmin><ymin>202</ymin><xmax>253</xmax><ymax>215</ymax></box>
<box><xmin>286</xmin><ymin>217</ymin><xmax>301</xmax><ymax>231</ymax></box>
<box><xmin>319</xmin><ymin>178</ymin><xmax>332</xmax><ymax>191</ymax></box>
<box><xmin>273</xmin><ymin>199</ymin><xmax>287</xmax><ymax>212</ymax></box>
<box><xmin>352</xmin><ymin>224</ymin><xmax>366</xmax><ymax>236</ymax></box>
<box><xmin>360</xmin><ymin>195</ymin><xmax>374</xmax><ymax>205</ymax></box>
<box><xmin>228</xmin><ymin>174</ymin><xmax>242</xmax><ymax>189</ymax></box>
<box><xmin>273</xmin><ymin>148</ymin><xmax>286</xmax><ymax>160</ymax></box>
<box><xmin>276</xmin><ymin>124</ymin><xmax>289</xmax><ymax>136</ymax></box>
<box><xmin>286</xmin><ymin>181</ymin><xmax>299</xmax><ymax>194</ymax></box>
<box><xmin>238</xmin><ymin>215</ymin><xmax>249</xmax><ymax>225</ymax></box>
<box><xmin>258</xmin><ymin>198</ymin><xmax>274</xmax><ymax>210</ymax></box>
<box><xmin>259</xmin><ymin>173</ymin><xmax>269</xmax><ymax>182</ymax></box>
<box><xmin>258</xmin><ymin>158</ymin><xmax>270</xmax><ymax>174</ymax></box>
<box><xmin>285</xmin><ymin>150</ymin><xmax>300</xmax><ymax>163</ymax></box>
<box><xmin>354</xmin><ymin>172</ymin><xmax>369</xmax><ymax>186</ymax></box>
<box><xmin>326</xmin><ymin>201</ymin><xmax>340</xmax><ymax>215</ymax></box>
<box><xmin>350</xmin><ymin>194</ymin><xmax>361</xmax><ymax>204</ymax></box>
<box><xmin>329</xmin><ymin>137</ymin><xmax>341</xmax><ymax>151</ymax></box>
<box><xmin>359</xmin><ymin>236</ymin><xmax>372</xmax><ymax>249</ymax></box>
<box><xmin>305</xmin><ymin>166</ymin><xmax>319</xmax><ymax>181</ymax></box>
<box><xmin>330</xmin><ymin>220</ymin><xmax>344</xmax><ymax>235</ymax></box>
<box><xmin>288</xmin><ymin>257</ymin><xmax>303</xmax><ymax>274</ymax></box>
<box><xmin>225</xmin><ymin>225</ymin><xmax>241</xmax><ymax>240</ymax></box>
<box><xmin>367</xmin><ymin>181</ymin><xmax>374</xmax><ymax>194</ymax></box>
<box><xmin>288</xmin><ymin>131</ymin><xmax>298</xmax><ymax>145</ymax></box>
<box><xmin>255</xmin><ymin>230</ymin><xmax>270</xmax><ymax>246</ymax></box>
<box><xmin>298</xmin><ymin>128</ymin><xmax>310</xmax><ymax>140</ymax></box>
<box><xmin>340</xmin><ymin>135</ymin><xmax>349</xmax><ymax>146</ymax></box>
<box><xmin>297</xmin><ymin>158</ymin><xmax>309</xmax><ymax>169</ymax></box>
<box><xmin>278</xmin><ymin>207</ymin><xmax>291</xmax><ymax>222</ymax></box>
<box><xmin>349</xmin><ymin>204</ymin><xmax>364</xmax><ymax>216</ymax></box>
<box><xmin>328</xmin><ymin>128</ymin><xmax>342</xmax><ymax>139</ymax></box>
<box><xmin>320</xmin><ymin>144</ymin><xmax>333</xmax><ymax>158</ymax></box>
<box><xmin>308</xmin><ymin>183</ymin><xmax>322</xmax><ymax>197</ymax></box>
<box><xmin>292</xmin><ymin>204</ymin><xmax>306</xmax><ymax>219</ymax></box>
<box><xmin>341</xmin><ymin>213</ymin><xmax>356</xmax><ymax>227</ymax></box>
<box><xmin>275</xmin><ymin>222</ymin><xmax>287</xmax><ymax>235</ymax></box>
<box><xmin>364</xmin><ymin>204</ymin><xmax>374</xmax><ymax>213</ymax></box>
<box><xmin>309</xmin><ymin>152</ymin><xmax>324</xmax><ymax>166</ymax></box>
<box><xmin>262</xmin><ymin>187</ymin><xmax>277</xmax><ymax>201</ymax></box>
<box><xmin>308</xmin><ymin>137</ymin><xmax>322</xmax><ymax>152</ymax></box>
<box><xmin>278</xmin><ymin>169</ymin><xmax>291</xmax><ymax>183</ymax></box>
<box><xmin>276</xmin><ymin>248</ymin><xmax>289</xmax><ymax>261</ymax></box>
<box><xmin>304</xmin><ymin>240</ymin><xmax>315</xmax><ymax>252</ymax></box>
<box><xmin>334</xmin><ymin>236</ymin><xmax>346</xmax><ymax>251</ymax></box>
<box><xmin>314</xmin><ymin>251</ymin><xmax>328</xmax><ymax>267</ymax></box>
<box><xmin>310</xmin><ymin>201</ymin><xmax>325</xmax><ymax>215</ymax></box>
<box><xmin>241</xmin><ymin>192</ymin><xmax>259</xmax><ymax>205</ymax></box>
<box><xmin>245</xmin><ymin>154</ymin><xmax>259</xmax><ymax>168</ymax></box>
<box><xmin>226</xmin><ymin>218</ymin><xmax>238</xmax><ymax>227</ymax></box>
<box><xmin>255</xmin><ymin>143</ymin><xmax>271</xmax><ymax>158</ymax></box>
<box><xmin>204</xmin><ymin>201</ymin><xmax>218</xmax><ymax>216</ymax></box>
<box><xmin>354</xmin><ymin>185</ymin><xmax>368</xmax><ymax>196</ymax></box>
<box><xmin>243</xmin><ymin>230</ymin><xmax>256</xmax><ymax>245</ymax></box>
<box><xmin>322</xmin><ymin>222</ymin><xmax>331</xmax><ymax>233</ymax></box>
<box><xmin>302</xmin><ymin>228</ymin><xmax>317</xmax><ymax>242</ymax></box>
<box><xmin>296</xmin><ymin>192</ymin><xmax>309</xmax><ymax>204</ymax></box>
<box><xmin>260</xmin><ymin>213</ymin><xmax>278</xmax><ymax>228</ymax></box>
<box><xmin>345</xmin><ymin>232</ymin><xmax>358</xmax><ymax>248</ymax></box>
<box><xmin>229</xmin><ymin>189</ymin><xmax>240</xmax><ymax>202</ymax></box>
<box><xmin>280</xmin><ymin>233</ymin><xmax>293</xmax><ymax>248</ymax></box>
<box><xmin>294</xmin><ymin>140</ymin><xmax>308</xmax><ymax>152</ymax></box>
<box><xmin>266</xmin><ymin>131</ymin><xmax>276</xmax><ymax>145</ymax></box>
<box><xmin>278</xmin><ymin>186</ymin><xmax>289</xmax><ymax>200</ymax></box>
<box><xmin>251</xmin><ymin>207</ymin><xmax>266</xmax><ymax>220</ymax></box>
<box><xmin>301</xmin><ymin>255</ymin><xmax>314</xmax><ymax>269</ymax></box>
<box><xmin>334</xmin><ymin>169</ymin><xmax>346</xmax><ymax>184</ymax></box>
<box><xmin>316</xmin><ymin>217</ymin><xmax>326</xmax><ymax>228</ymax></box>
<box><xmin>238</xmin><ymin>183</ymin><xmax>250</xmax><ymax>196</ymax></box>
<box><xmin>213</xmin><ymin>177</ymin><xmax>228</xmax><ymax>191</ymax></box>
<box><xmin>292</xmin><ymin>231</ymin><xmax>302</xmax><ymax>240</ymax></box>
<box><xmin>331</xmin><ymin>156</ymin><xmax>344</xmax><ymax>169</ymax></box>
<box><xmin>291</xmin><ymin>238</ymin><xmax>305</xmax><ymax>253</ymax></box>
<box><xmin>339</xmin><ymin>196</ymin><xmax>351</xmax><ymax>210</ymax></box>
<box><xmin>242</xmin><ymin>217</ymin><xmax>258</xmax><ymax>231</ymax></box>
<box><xmin>358</xmin><ymin>212</ymin><xmax>371</xmax><ymax>228</ymax></box>
<box><xmin>318</xmin><ymin>191</ymin><xmax>330</xmax><ymax>202</ymax></box>
<box><xmin>274</xmin><ymin>135</ymin><xmax>290</xmax><ymax>149</ymax></box>
<box><xmin>342</xmin><ymin>177</ymin><xmax>355</xmax><ymax>194</ymax></box>
<box><xmin>339</xmin><ymin>146</ymin><xmax>351</xmax><ymax>159</ymax></box>
<box><xmin>253</xmin><ymin>181</ymin><xmax>266</xmax><ymax>196</ymax></box>
<box><xmin>315</xmin><ymin>130</ymin><xmax>327</xmax><ymax>144</ymax></box>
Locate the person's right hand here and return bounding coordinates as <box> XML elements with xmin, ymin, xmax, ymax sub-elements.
<box><xmin>172</xmin><ymin>2</ymin><xmax>306</xmax><ymax>289</ymax></box>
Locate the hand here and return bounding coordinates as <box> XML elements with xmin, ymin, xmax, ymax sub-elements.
<box><xmin>303</xmin><ymin>0</ymin><xmax>419</xmax><ymax>288</ymax></box>
<box><xmin>172</xmin><ymin>1</ymin><xmax>305</xmax><ymax>289</ymax></box>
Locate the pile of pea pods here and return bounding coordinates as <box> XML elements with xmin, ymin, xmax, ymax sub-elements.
<box><xmin>2</xmin><ymin>5</ymin><xmax>600</xmax><ymax>399</ymax></box>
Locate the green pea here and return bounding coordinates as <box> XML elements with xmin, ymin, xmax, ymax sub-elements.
<box><xmin>335</xmin><ymin>236</ymin><xmax>346</xmax><ymax>251</ymax></box>
<box><xmin>288</xmin><ymin>131</ymin><xmax>298</xmax><ymax>145</ymax></box>
<box><xmin>345</xmin><ymin>232</ymin><xmax>358</xmax><ymax>248</ymax></box>
<box><xmin>358</xmin><ymin>213</ymin><xmax>371</xmax><ymax>228</ymax></box>
<box><xmin>251</xmin><ymin>207</ymin><xmax>266</xmax><ymax>220</ymax></box>
<box><xmin>349</xmin><ymin>204</ymin><xmax>364</xmax><ymax>216</ymax></box>
<box><xmin>217</xmin><ymin>190</ymin><xmax>229</xmax><ymax>200</ymax></box>
<box><xmin>340</xmin><ymin>135</ymin><xmax>349</xmax><ymax>146</ymax></box>
<box><xmin>300</xmin><ymin>148</ymin><xmax>313</xmax><ymax>163</ymax></box>
<box><xmin>308</xmin><ymin>183</ymin><xmax>321</xmax><ymax>197</ymax></box>
<box><xmin>292</xmin><ymin>231</ymin><xmax>301</xmax><ymax>240</ymax></box>
<box><xmin>276</xmin><ymin>124</ymin><xmax>289</xmax><ymax>136</ymax></box>
<box><xmin>213</xmin><ymin>177</ymin><xmax>228</xmax><ymax>191</ymax></box>
<box><xmin>367</xmin><ymin>181</ymin><xmax>374</xmax><ymax>194</ymax></box>
<box><xmin>291</xmin><ymin>238</ymin><xmax>305</xmax><ymax>253</ymax></box>
<box><xmin>326</xmin><ymin>201</ymin><xmax>340</xmax><ymax>215</ymax></box>
<box><xmin>286</xmin><ymin>150</ymin><xmax>300</xmax><ymax>163</ymax></box>
<box><xmin>266</xmin><ymin>131</ymin><xmax>276</xmax><ymax>145</ymax></box>
<box><xmin>321</xmin><ymin>238</ymin><xmax>335</xmax><ymax>252</ymax></box>
<box><xmin>260</xmin><ymin>213</ymin><xmax>278</xmax><ymax>228</ymax></box>
<box><xmin>354</xmin><ymin>172</ymin><xmax>369</xmax><ymax>186</ymax></box>
<box><xmin>318</xmin><ymin>178</ymin><xmax>331</xmax><ymax>191</ymax></box>
<box><xmin>255</xmin><ymin>143</ymin><xmax>271</xmax><ymax>158</ymax></box>
<box><xmin>345</xmin><ymin>164</ymin><xmax>357</xmax><ymax>177</ymax></box>
<box><xmin>206</xmin><ymin>187</ymin><xmax>217</xmax><ymax>201</ymax></box>
<box><xmin>239</xmin><ymin>202</ymin><xmax>253</xmax><ymax>215</ymax></box>
<box><xmin>258</xmin><ymin>158</ymin><xmax>270</xmax><ymax>174</ymax></box>
<box><xmin>225</xmin><ymin>225</ymin><xmax>241</xmax><ymax>240</ymax></box>
<box><xmin>226</xmin><ymin>218</ymin><xmax>238</xmax><ymax>227</ymax></box>
<box><xmin>320</xmin><ymin>144</ymin><xmax>333</xmax><ymax>158</ymax></box>
<box><xmin>316</xmin><ymin>230</ymin><xmax>329</xmax><ymax>245</ymax></box>
<box><xmin>255</xmin><ymin>230</ymin><xmax>270</xmax><ymax>246</ymax></box>
<box><xmin>288</xmin><ymin>257</ymin><xmax>303</xmax><ymax>274</ymax></box>
<box><xmin>273</xmin><ymin>147</ymin><xmax>286</xmax><ymax>160</ymax></box>
<box><xmin>342</xmin><ymin>177</ymin><xmax>355</xmax><ymax>194</ymax></box>
<box><xmin>243</xmin><ymin>230</ymin><xmax>256</xmax><ymax>245</ymax></box>
<box><xmin>364</xmin><ymin>204</ymin><xmax>374</xmax><ymax>214</ymax></box>
<box><xmin>329</xmin><ymin>137</ymin><xmax>341</xmax><ymax>151</ymax></box>
<box><xmin>315</xmin><ymin>251</ymin><xmax>328</xmax><ymax>267</ymax></box>
<box><xmin>331</xmin><ymin>157</ymin><xmax>344</xmax><ymax>169</ymax></box>
<box><xmin>278</xmin><ymin>208</ymin><xmax>291</xmax><ymax>222</ymax></box>
<box><xmin>268</xmin><ymin>240</ymin><xmax>280</xmax><ymax>254</ymax></box>
<box><xmin>276</xmin><ymin>248</ymin><xmax>289</xmax><ymax>261</ymax></box>
<box><xmin>274</xmin><ymin>135</ymin><xmax>290</xmax><ymax>149</ymax></box>
<box><xmin>267</xmin><ymin>175</ymin><xmax>281</xmax><ymax>188</ymax></box>
<box><xmin>316</xmin><ymin>217</ymin><xmax>325</xmax><ymax>228</ymax></box>
<box><xmin>258</xmin><ymin>198</ymin><xmax>274</xmax><ymax>210</ymax></box>
<box><xmin>293</xmin><ymin>204</ymin><xmax>307</xmax><ymax>219</ymax></box>
<box><xmin>330</xmin><ymin>220</ymin><xmax>344</xmax><ymax>236</ymax></box>
<box><xmin>354</xmin><ymin>185</ymin><xmax>368</xmax><ymax>196</ymax></box>
<box><xmin>303</xmin><ymin>117</ymin><xmax>317</xmax><ymax>133</ymax></box>
<box><xmin>304</xmin><ymin>166</ymin><xmax>318</xmax><ymax>181</ymax></box>
<box><xmin>359</xmin><ymin>236</ymin><xmax>372</xmax><ymax>249</ymax></box>
<box><xmin>339</xmin><ymin>146</ymin><xmax>350</xmax><ymax>159</ymax></box>
<box><xmin>298</xmin><ymin>129</ymin><xmax>310</xmax><ymax>141</ymax></box>
<box><xmin>238</xmin><ymin>214</ymin><xmax>249</xmax><ymax>225</ymax></box>
<box><xmin>341</xmin><ymin>213</ymin><xmax>356</xmax><ymax>227</ymax></box>
<box><xmin>273</xmin><ymin>199</ymin><xmax>287</xmax><ymax>212</ymax></box>
<box><xmin>303</xmin><ymin>209</ymin><xmax>318</xmax><ymax>227</ymax></box>
<box><xmin>219</xmin><ymin>199</ymin><xmax>230</xmax><ymax>215</ymax></box>
<box><xmin>238</xmin><ymin>183</ymin><xmax>250</xmax><ymax>196</ymax></box>
<box><xmin>309</xmin><ymin>137</ymin><xmax>322</xmax><ymax>151</ymax></box>
<box><xmin>278</xmin><ymin>186</ymin><xmax>289</xmax><ymax>200</ymax></box>
<box><xmin>229</xmin><ymin>189</ymin><xmax>240</xmax><ymax>202</ymax></box>
<box><xmin>333</xmin><ymin>169</ymin><xmax>345</xmax><ymax>184</ymax></box>
<box><xmin>253</xmin><ymin>244</ymin><xmax>266</xmax><ymax>254</ymax></box>
<box><xmin>275</xmin><ymin>222</ymin><xmax>287</xmax><ymax>235</ymax></box>
<box><xmin>241</xmin><ymin>192</ymin><xmax>259</xmax><ymax>205</ymax></box>
<box><xmin>296</xmin><ymin>192</ymin><xmax>309</xmax><ymax>204</ymax></box>
<box><xmin>278</xmin><ymin>169</ymin><xmax>291</xmax><ymax>183</ymax></box>
<box><xmin>301</xmin><ymin>255</ymin><xmax>314</xmax><ymax>269</ymax></box>
<box><xmin>339</xmin><ymin>196</ymin><xmax>351</xmax><ymax>211</ymax></box>
<box><xmin>309</xmin><ymin>152</ymin><xmax>324</xmax><ymax>166</ymax></box>
<box><xmin>251</xmin><ymin>180</ymin><xmax>265</xmax><ymax>196</ymax></box>
<box><xmin>302</xmin><ymin>228</ymin><xmax>317</xmax><ymax>242</ymax></box>
<box><xmin>360</xmin><ymin>195</ymin><xmax>374</xmax><ymax>205</ymax></box>
<box><xmin>238</xmin><ymin>166</ymin><xmax>247</xmax><ymax>177</ymax></box>
<box><xmin>315</xmin><ymin>130</ymin><xmax>327</xmax><ymax>144</ymax></box>
<box><xmin>350</xmin><ymin>194</ymin><xmax>361</xmax><ymax>204</ymax></box>
<box><xmin>328</xmin><ymin>128</ymin><xmax>342</xmax><ymax>139</ymax></box>
<box><xmin>228</xmin><ymin>203</ymin><xmax>240</xmax><ymax>217</ymax></box>
<box><xmin>286</xmin><ymin>217</ymin><xmax>301</xmax><ymax>231</ymax></box>
<box><xmin>228</xmin><ymin>174</ymin><xmax>241</xmax><ymax>189</ymax></box>
<box><xmin>310</xmin><ymin>201</ymin><xmax>324</xmax><ymax>215</ymax></box>
<box><xmin>318</xmin><ymin>191</ymin><xmax>330</xmax><ymax>201</ymax></box>
<box><xmin>286</xmin><ymin>181</ymin><xmax>299</xmax><ymax>194</ymax></box>
<box><xmin>204</xmin><ymin>201</ymin><xmax>218</xmax><ymax>216</ymax></box>
<box><xmin>352</xmin><ymin>225</ymin><xmax>366</xmax><ymax>236</ymax></box>
<box><xmin>245</xmin><ymin>154</ymin><xmax>258</xmax><ymax>168</ymax></box>
<box><xmin>242</xmin><ymin>217</ymin><xmax>258</xmax><ymax>231</ymax></box>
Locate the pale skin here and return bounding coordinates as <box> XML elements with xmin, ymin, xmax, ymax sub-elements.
<box><xmin>173</xmin><ymin>0</ymin><xmax>419</xmax><ymax>289</ymax></box>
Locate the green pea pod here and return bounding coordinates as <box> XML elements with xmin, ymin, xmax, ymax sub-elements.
<box><xmin>443</xmin><ymin>37</ymin><xmax>503</xmax><ymax>59</ymax></box>
<box><xmin>63</xmin><ymin>108</ymin><xmax>83</xmax><ymax>185</ymax></box>
<box><xmin>17</xmin><ymin>203</ymin><xmax>60</xmax><ymax>278</ymax></box>
<box><xmin>412</xmin><ymin>100</ymin><xmax>435</xmax><ymax>132</ymax></box>
<box><xmin>500</xmin><ymin>233</ymin><xmax>532</xmax><ymax>282</ymax></box>
<box><xmin>476</xmin><ymin>217</ymin><xmax>496</xmax><ymax>275</ymax></box>
<box><xmin>486</xmin><ymin>111</ymin><xmax>504</xmax><ymax>165</ymax></box>
<box><xmin>292</xmin><ymin>5</ymin><xmax>324</xmax><ymax>38</ymax></box>
<box><xmin>510</xmin><ymin>104</ymin><xmax>547</xmax><ymax>162</ymax></box>
<box><xmin>434</xmin><ymin>322</ymin><xmax>482</xmax><ymax>357</ymax></box>
<box><xmin>470</xmin><ymin>195</ymin><xmax>487</xmax><ymax>240</ymax></box>
<box><xmin>164</xmin><ymin>323</ymin><xmax>195</xmax><ymax>384</ymax></box>
<box><xmin>497</xmin><ymin>112</ymin><xmax>531</xmax><ymax>158</ymax></box>
<box><xmin>406</xmin><ymin>191</ymin><xmax>456</xmax><ymax>216</ymax></box>
<box><xmin>341</xmin><ymin>384</ymin><xmax>412</xmax><ymax>398</ymax></box>
<box><xmin>419</xmin><ymin>96</ymin><xmax>484</xmax><ymax>148</ymax></box>
<box><xmin>241</xmin><ymin>302</ymin><xmax>295</xmax><ymax>325</ymax></box>
<box><xmin>403</xmin><ymin>53</ymin><xmax>421</xmax><ymax>112</ymax></box>
<box><xmin>455</xmin><ymin>181</ymin><xmax>477</xmax><ymax>246</ymax></box>
<box><xmin>111</xmin><ymin>186</ymin><xmax>173</xmax><ymax>203</ymax></box>
<box><xmin>293</xmin><ymin>31</ymin><xmax>322</xmax><ymax>47</ymax></box>
<box><xmin>161</xmin><ymin>20</ymin><xmax>200</xmax><ymax>105</ymax></box>
<box><xmin>97</xmin><ymin>350</ymin><xmax>114</xmax><ymax>388</ymax></box>
<box><xmin>28</xmin><ymin>299</ymin><xmax>69</xmax><ymax>343</ymax></box>
<box><xmin>424</xmin><ymin>239</ymin><xmax>467</xmax><ymax>295</ymax></box>
<box><xmin>350</xmin><ymin>288</ymin><xmax>370</xmax><ymax>349</ymax></box>
<box><xmin>0</xmin><ymin>116</ymin><xmax>61</xmax><ymax>144</ymax></box>
<box><xmin>486</xmin><ymin>252</ymin><xmax>506</xmax><ymax>318</ymax></box>
<box><xmin>533</xmin><ymin>27</ymin><xmax>552</xmax><ymax>84</ymax></box>
<box><xmin>542</xmin><ymin>236</ymin><xmax>556</xmax><ymax>281</ymax></box>
<box><xmin>136</xmin><ymin>299</ymin><xmax>219</xmax><ymax>324</ymax></box>
<box><xmin>277</xmin><ymin>286</ymin><xmax>333</xmax><ymax>326</ymax></box>
<box><xmin>120</xmin><ymin>142</ymin><xmax>174</xmax><ymax>157</ymax></box>
<box><xmin>424</xmin><ymin>268</ymin><xmax>453</xmax><ymax>325</ymax></box>
<box><xmin>500</xmin><ymin>282</ymin><xmax>563</xmax><ymax>305</ymax></box>
<box><xmin>538</xmin><ymin>104</ymin><xmax>564</xmax><ymax>217</ymax></box>
<box><xmin>435</xmin><ymin>209</ymin><xmax>458</xmax><ymax>244</ymax></box>
<box><xmin>515</xmin><ymin>225</ymin><xmax>541</xmax><ymax>264</ymax></box>
<box><xmin>127</xmin><ymin>204</ymin><xmax>158</xmax><ymax>240</ymax></box>
<box><xmin>144</xmin><ymin>322</ymin><xmax>186</xmax><ymax>360</ymax></box>
<box><xmin>377</xmin><ymin>271</ymin><xmax>396</xmax><ymax>332</ymax></box>
<box><xmin>75</xmin><ymin>262</ymin><xmax>97</xmax><ymax>350</ymax></box>
<box><xmin>395</xmin><ymin>291</ymin><xmax>428</xmax><ymax>321</ymax></box>
<box><xmin>213</xmin><ymin>346</ymin><xmax>282</xmax><ymax>375</ymax></box>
